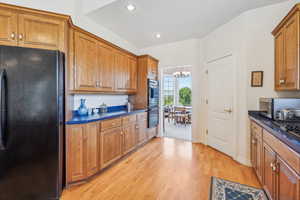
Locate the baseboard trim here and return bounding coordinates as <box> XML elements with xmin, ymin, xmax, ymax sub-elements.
<box><xmin>235</xmin><ymin>155</ymin><xmax>251</xmax><ymax>167</ymax></box>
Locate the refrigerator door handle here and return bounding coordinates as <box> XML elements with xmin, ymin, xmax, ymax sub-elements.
<box><xmin>0</xmin><ymin>69</ymin><xmax>7</xmax><ymax>150</ymax></box>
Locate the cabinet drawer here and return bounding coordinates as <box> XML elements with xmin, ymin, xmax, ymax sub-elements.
<box><xmin>122</xmin><ymin>115</ymin><xmax>136</xmax><ymax>125</ymax></box>
<box><xmin>137</xmin><ymin>112</ymin><xmax>147</xmax><ymax>121</ymax></box>
<box><xmin>101</xmin><ymin>118</ymin><xmax>122</xmax><ymax>131</ymax></box>
<box><xmin>251</xmin><ymin>121</ymin><xmax>262</xmax><ymax>139</ymax></box>
<box><xmin>263</xmin><ymin>129</ymin><xmax>300</xmax><ymax>174</ymax></box>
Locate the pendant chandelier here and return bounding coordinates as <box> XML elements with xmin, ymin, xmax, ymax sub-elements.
<box><xmin>173</xmin><ymin>71</ymin><xmax>191</xmax><ymax>78</ymax></box>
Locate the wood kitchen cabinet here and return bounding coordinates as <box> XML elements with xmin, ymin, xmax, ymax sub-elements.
<box><xmin>114</xmin><ymin>51</ymin><xmax>137</xmax><ymax>93</ymax></box>
<box><xmin>100</xmin><ymin>127</ymin><xmax>123</xmax><ymax>169</ymax></box>
<box><xmin>273</xmin><ymin>5</ymin><xmax>300</xmax><ymax>90</ymax></box>
<box><xmin>276</xmin><ymin>156</ymin><xmax>300</xmax><ymax>200</ymax></box>
<box><xmin>86</xmin><ymin>122</ymin><xmax>100</xmax><ymax>177</ymax></box>
<box><xmin>123</xmin><ymin>123</ymin><xmax>138</xmax><ymax>155</ymax></box>
<box><xmin>66</xmin><ymin>122</ymin><xmax>100</xmax><ymax>183</ymax></box>
<box><xmin>18</xmin><ymin>13</ymin><xmax>66</xmax><ymax>51</ymax></box>
<box><xmin>0</xmin><ymin>5</ymin><xmax>66</xmax><ymax>51</ymax></box>
<box><xmin>250</xmin><ymin>118</ymin><xmax>300</xmax><ymax>200</ymax></box>
<box><xmin>137</xmin><ymin>120</ymin><xmax>148</xmax><ymax>145</ymax></box>
<box><xmin>66</xmin><ymin>124</ymin><xmax>86</xmax><ymax>183</ymax></box>
<box><xmin>129</xmin><ymin>55</ymin><xmax>159</xmax><ymax>109</ymax></box>
<box><xmin>0</xmin><ymin>8</ymin><xmax>18</xmax><ymax>46</ymax></box>
<box><xmin>97</xmin><ymin>42</ymin><xmax>114</xmax><ymax>92</ymax></box>
<box><xmin>74</xmin><ymin>31</ymin><xmax>98</xmax><ymax>91</ymax></box>
<box><xmin>250</xmin><ymin>122</ymin><xmax>263</xmax><ymax>183</ymax></box>
<box><xmin>263</xmin><ymin>143</ymin><xmax>277</xmax><ymax>200</ymax></box>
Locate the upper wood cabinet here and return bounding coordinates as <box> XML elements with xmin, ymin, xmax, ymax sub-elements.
<box><xmin>18</xmin><ymin>13</ymin><xmax>66</xmax><ymax>50</ymax></box>
<box><xmin>273</xmin><ymin>5</ymin><xmax>300</xmax><ymax>90</ymax></box>
<box><xmin>71</xmin><ymin>30</ymin><xmax>138</xmax><ymax>94</ymax></box>
<box><xmin>97</xmin><ymin>42</ymin><xmax>114</xmax><ymax>92</ymax></box>
<box><xmin>74</xmin><ymin>31</ymin><xmax>98</xmax><ymax>91</ymax></box>
<box><xmin>0</xmin><ymin>6</ymin><xmax>66</xmax><ymax>51</ymax></box>
<box><xmin>129</xmin><ymin>55</ymin><xmax>159</xmax><ymax>109</ymax></box>
<box><xmin>0</xmin><ymin>8</ymin><xmax>18</xmax><ymax>46</ymax></box>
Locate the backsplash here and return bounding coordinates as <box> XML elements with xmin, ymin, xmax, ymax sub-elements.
<box><xmin>73</xmin><ymin>94</ymin><xmax>129</xmax><ymax>110</ymax></box>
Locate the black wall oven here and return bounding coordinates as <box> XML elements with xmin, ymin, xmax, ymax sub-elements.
<box><xmin>148</xmin><ymin>79</ymin><xmax>159</xmax><ymax>128</ymax></box>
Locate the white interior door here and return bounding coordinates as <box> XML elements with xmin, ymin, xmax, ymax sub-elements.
<box><xmin>207</xmin><ymin>56</ymin><xmax>235</xmax><ymax>158</ymax></box>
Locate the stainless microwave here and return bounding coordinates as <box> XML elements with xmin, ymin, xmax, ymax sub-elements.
<box><xmin>259</xmin><ymin>98</ymin><xmax>300</xmax><ymax>120</ymax></box>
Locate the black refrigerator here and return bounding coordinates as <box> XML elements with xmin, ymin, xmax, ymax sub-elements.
<box><xmin>0</xmin><ymin>46</ymin><xmax>64</xmax><ymax>200</ymax></box>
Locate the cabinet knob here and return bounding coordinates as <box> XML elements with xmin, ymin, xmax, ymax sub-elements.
<box><xmin>252</xmin><ymin>140</ymin><xmax>256</xmax><ymax>144</ymax></box>
<box><xmin>279</xmin><ymin>79</ymin><xmax>285</xmax><ymax>84</ymax></box>
<box><xmin>19</xmin><ymin>34</ymin><xmax>24</xmax><ymax>41</ymax></box>
<box><xmin>10</xmin><ymin>32</ymin><xmax>15</xmax><ymax>40</ymax></box>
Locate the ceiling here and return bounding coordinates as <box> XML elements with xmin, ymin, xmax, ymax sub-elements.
<box><xmin>88</xmin><ymin>0</ymin><xmax>287</xmax><ymax>48</ymax></box>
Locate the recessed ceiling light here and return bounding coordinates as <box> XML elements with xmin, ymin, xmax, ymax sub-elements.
<box><xmin>156</xmin><ymin>33</ymin><xmax>161</xmax><ymax>39</ymax></box>
<box><xmin>126</xmin><ymin>4</ymin><xmax>136</xmax><ymax>11</ymax></box>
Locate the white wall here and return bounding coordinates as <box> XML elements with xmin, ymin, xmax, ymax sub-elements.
<box><xmin>0</xmin><ymin>0</ymin><xmax>139</xmax><ymax>54</ymax></box>
<box><xmin>200</xmin><ymin>0</ymin><xmax>300</xmax><ymax>166</ymax></box>
<box><xmin>140</xmin><ymin>39</ymin><xmax>203</xmax><ymax>142</ymax></box>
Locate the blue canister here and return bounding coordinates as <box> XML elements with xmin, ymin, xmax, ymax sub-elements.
<box><xmin>78</xmin><ymin>99</ymin><xmax>88</xmax><ymax>116</ymax></box>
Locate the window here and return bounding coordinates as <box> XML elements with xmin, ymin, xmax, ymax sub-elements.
<box><xmin>163</xmin><ymin>75</ymin><xmax>175</xmax><ymax>106</ymax></box>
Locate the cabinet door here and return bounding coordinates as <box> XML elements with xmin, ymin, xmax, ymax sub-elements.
<box><xmin>18</xmin><ymin>13</ymin><xmax>65</xmax><ymax>51</ymax></box>
<box><xmin>250</xmin><ymin>133</ymin><xmax>257</xmax><ymax>172</ymax></box>
<box><xmin>97</xmin><ymin>43</ymin><xmax>114</xmax><ymax>91</ymax></box>
<box><xmin>256</xmin><ymin>138</ymin><xmax>263</xmax><ymax>183</ymax></box>
<box><xmin>148</xmin><ymin>58</ymin><xmax>158</xmax><ymax>79</ymax></box>
<box><xmin>138</xmin><ymin>120</ymin><xmax>148</xmax><ymax>144</ymax></box>
<box><xmin>276</xmin><ymin>156</ymin><xmax>300</xmax><ymax>200</ymax></box>
<box><xmin>275</xmin><ymin>29</ymin><xmax>285</xmax><ymax>90</ymax></box>
<box><xmin>66</xmin><ymin>125</ymin><xmax>86</xmax><ymax>183</ymax></box>
<box><xmin>128</xmin><ymin>57</ymin><xmax>137</xmax><ymax>91</ymax></box>
<box><xmin>283</xmin><ymin>12</ymin><xmax>299</xmax><ymax>90</ymax></box>
<box><xmin>86</xmin><ymin>122</ymin><xmax>99</xmax><ymax>177</ymax></box>
<box><xmin>114</xmin><ymin>51</ymin><xmax>128</xmax><ymax>91</ymax></box>
<box><xmin>0</xmin><ymin>8</ymin><xmax>18</xmax><ymax>46</ymax></box>
<box><xmin>74</xmin><ymin>31</ymin><xmax>98</xmax><ymax>91</ymax></box>
<box><xmin>101</xmin><ymin>127</ymin><xmax>122</xmax><ymax>169</ymax></box>
<box><xmin>263</xmin><ymin>143</ymin><xmax>277</xmax><ymax>200</ymax></box>
<box><xmin>123</xmin><ymin>123</ymin><xmax>137</xmax><ymax>154</ymax></box>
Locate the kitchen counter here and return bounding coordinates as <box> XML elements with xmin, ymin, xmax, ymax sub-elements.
<box><xmin>248</xmin><ymin>111</ymin><xmax>300</xmax><ymax>154</ymax></box>
<box><xmin>66</xmin><ymin>109</ymin><xmax>147</xmax><ymax>125</ymax></box>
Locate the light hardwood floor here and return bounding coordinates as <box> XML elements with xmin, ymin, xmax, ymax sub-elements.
<box><xmin>61</xmin><ymin>138</ymin><xmax>260</xmax><ymax>200</ymax></box>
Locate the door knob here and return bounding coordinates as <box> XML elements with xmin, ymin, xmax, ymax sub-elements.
<box><xmin>224</xmin><ymin>108</ymin><xmax>232</xmax><ymax>113</ymax></box>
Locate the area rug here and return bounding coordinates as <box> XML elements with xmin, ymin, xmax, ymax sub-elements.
<box><xmin>210</xmin><ymin>177</ymin><xmax>268</xmax><ymax>200</ymax></box>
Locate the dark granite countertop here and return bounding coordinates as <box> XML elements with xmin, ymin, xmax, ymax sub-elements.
<box><xmin>66</xmin><ymin>109</ymin><xmax>147</xmax><ymax>125</ymax></box>
<box><xmin>248</xmin><ymin>111</ymin><xmax>300</xmax><ymax>154</ymax></box>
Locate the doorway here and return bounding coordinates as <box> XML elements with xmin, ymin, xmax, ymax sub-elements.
<box><xmin>161</xmin><ymin>66</ymin><xmax>192</xmax><ymax>141</ymax></box>
<box><xmin>207</xmin><ymin>55</ymin><xmax>237</xmax><ymax>158</ymax></box>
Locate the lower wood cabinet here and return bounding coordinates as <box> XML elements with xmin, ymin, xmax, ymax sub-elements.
<box><xmin>66</xmin><ymin>124</ymin><xmax>86</xmax><ymax>183</ymax></box>
<box><xmin>66</xmin><ymin>112</ymin><xmax>157</xmax><ymax>186</ymax></box>
<box><xmin>100</xmin><ymin>127</ymin><xmax>123</xmax><ymax>169</ymax></box>
<box><xmin>66</xmin><ymin>122</ymin><xmax>99</xmax><ymax>183</ymax></box>
<box><xmin>123</xmin><ymin>123</ymin><xmax>138</xmax><ymax>155</ymax></box>
<box><xmin>250</xmin><ymin>120</ymin><xmax>300</xmax><ymax>200</ymax></box>
<box><xmin>86</xmin><ymin>122</ymin><xmax>100</xmax><ymax>177</ymax></box>
<box><xmin>137</xmin><ymin>120</ymin><xmax>148</xmax><ymax>144</ymax></box>
<box><xmin>262</xmin><ymin>143</ymin><xmax>277</xmax><ymax>200</ymax></box>
<box><xmin>277</xmin><ymin>156</ymin><xmax>300</xmax><ymax>200</ymax></box>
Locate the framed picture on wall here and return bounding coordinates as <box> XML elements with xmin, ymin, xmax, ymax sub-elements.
<box><xmin>251</xmin><ymin>71</ymin><xmax>263</xmax><ymax>87</ymax></box>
